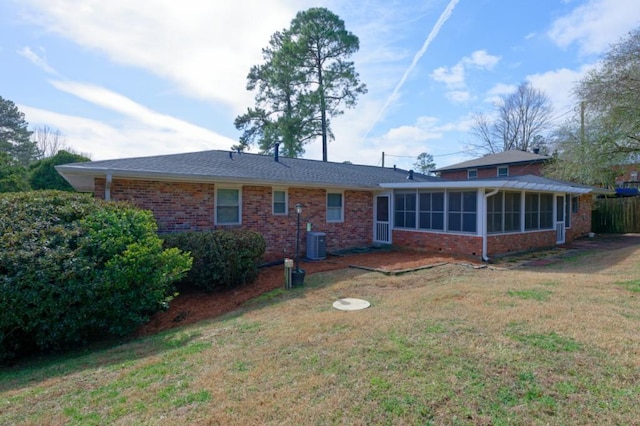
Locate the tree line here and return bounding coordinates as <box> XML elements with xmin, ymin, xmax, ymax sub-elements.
<box><xmin>0</xmin><ymin>96</ymin><xmax>89</xmax><ymax>193</ymax></box>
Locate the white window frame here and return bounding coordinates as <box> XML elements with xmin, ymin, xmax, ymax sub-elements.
<box><xmin>497</xmin><ymin>166</ymin><xmax>509</xmax><ymax>177</ymax></box>
<box><xmin>467</xmin><ymin>169</ymin><xmax>478</xmax><ymax>180</ymax></box>
<box><xmin>272</xmin><ymin>188</ymin><xmax>288</xmax><ymax>215</ymax></box>
<box><xmin>327</xmin><ymin>191</ymin><xmax>344</xmax><ymax>223</ymax></box>
<box><xmin>215</xmin><ymin>187</ymin><xmax>242</xmax><ymax>225</ymax></box>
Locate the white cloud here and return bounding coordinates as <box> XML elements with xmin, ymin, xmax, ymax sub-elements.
<box><xmin>431</xmin><ymin>63</ymin><xmax>465</xmax><ymax>89</ymax></box>
<box><xmin>445</xmin><ymin>90</ymin><xmax>472</xmax><ymax>103</ymax></box>
<box><xmin>483</xmin><ymin>83</ymin><xmax>517</xmax><ymax>105</ymax></box>
<box><xmin>19</xmin><ymin>100</ymin><xmax>235</xmax><ymax>161</ymax></box>
<box><xmin>20</xmin><ymin>0</ymin><xmax>312</xmax><ymax>113</ymax></box>
<box><xmin>526</xmin><ymin>66</ymin><xmax>591</xmax><ymax>120</ymax></box>
<box><xmin>18</xmin><ymin>46</ymin><xmax>59</xmax><ymax>76</ymax></box>
<box><xmin>463</xmin><ymin>50</ymin><xmax>500</xmax><ymax>70</ymax></box>
<box><xmin>548</xmin><ymin>0</ymin><xmax>640</xmax><ymax>55</ymax></box>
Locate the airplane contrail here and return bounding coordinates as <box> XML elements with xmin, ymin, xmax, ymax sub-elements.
<box><xmin>362</xmin><ymin>0</ymin><xmax>461</xmax><ymax>141</ymax></box>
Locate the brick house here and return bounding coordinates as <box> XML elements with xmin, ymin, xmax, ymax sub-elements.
<box><xmin>57</xmin><ymin>149</ymin><xmax>595</xmax><ymax>262</ymax></box>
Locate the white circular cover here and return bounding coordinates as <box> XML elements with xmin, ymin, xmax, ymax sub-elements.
<box><xmin>332</xmin><ymin>298</ymin><xmax>371</xmax><ymax>311</ymax></box>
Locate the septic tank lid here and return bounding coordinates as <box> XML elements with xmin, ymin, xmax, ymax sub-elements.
<box><xmin>332</xmin><ymin>298</ymin><xmax>371</xmax><ymax>311</ymax></box>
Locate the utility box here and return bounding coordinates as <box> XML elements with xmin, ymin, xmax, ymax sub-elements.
<box><xmin>306</xmin><ymin>232</ymin><xmax>326</xmax><ymax>260</ymax></box>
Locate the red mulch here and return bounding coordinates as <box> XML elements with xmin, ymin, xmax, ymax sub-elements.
<box><xmin>135</xmin><ymin>249</ymin><xmax>477</xmax><ymax>336</ymax></box>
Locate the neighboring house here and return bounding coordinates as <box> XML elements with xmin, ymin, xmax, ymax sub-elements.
<box><xmin>56</xmin><ymin>149</ymin><xmax>594</xmax><ymax>262</ymax></box>
<box><xmin>614</xmin><ymin>164</ymin><xmax>640</xmax><ymax>189</ymax></box>
<box><xmin>435</xmin><ymin>150</ymin><xmax>549</xmax><ymax>180</ymax></box>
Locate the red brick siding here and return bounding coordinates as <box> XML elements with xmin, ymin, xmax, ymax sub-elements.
<box><xmin>393</xmin><ymin>230</ymin><xmax>483</xmax><ymax>257</ymax></box>
<box><xmin>94</xmin><ymin>178</ymin><xmax>373</xmax><ymax>262</ymax></box>
<box><xmin>440</xmin><ymin>164</ymin><xmax>544</xmax><ymax>180</ymax></box>
<box><xmin>566</xmin><ymin>194</ymin><xmax>592</xmax><ymax>242</ymax></box>
<box><xmin>487</xmin><ymin>231</ymin><xmax>556</xmax><ymax>255</ymax></box>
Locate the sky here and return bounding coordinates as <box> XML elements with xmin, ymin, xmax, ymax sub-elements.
<box><xmin>1</xmin><ymin>0</ymin><xmax>639</xmax><ymax>171</ymax></box>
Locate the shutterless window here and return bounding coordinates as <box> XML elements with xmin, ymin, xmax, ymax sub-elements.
<box><xmin>467</xmin><ymin>169</ymin><xmax>478</xmax><ymax>180</ymax></box>
<box><xmin>418</xmin><ymin>191</ymin><xmax>444</xmax><ymax>230</ymax></box>
<box><xmin>216</xmin><ymin>188</ymin><xmax>240</xmax><ymax>224</ymax></box>
<box><xmin>571</xmin><ymin>196</ymin><xmax>579</xmax><ymax>213</ymax></box>
<box><xmin>273</xmin><ymin>190</ymin><xmax>287</xmax><ymax>215</ymax></box>
<box><xmin>394</xmin><ymin>192</ymin><xmax>416</xmax><ymax>229</ymax></box>
<box><xmin>448</xmin><ymin>191</ymin><xmax>477</xmax><ymax>233</ymax></box>
<box><xmin>497</xmin><ymin>166</ymin><xmax>509</xmax><ymax>177</ymax></box>
<box><xmin>525</xmin><ymin>193</ymin><xmax>539</xmax><ymax>230</ymax></box>
<box><xmin>486</xmin><ymin>192</ymin><xmax>503</xmax><ymax>234</ymax></box>
<box><xmin>327</xmin><ymin>193</ymin><xmax>343</xmax><ymax>222</ymax></box>
<box><xmin>565</xmin><ymin>194</ymin><xmax>571</xmax><ymax>228</ymax></box>
<box><xmin>540</xmin><ymin>194</ymin><xmax>553</xmax><ymax>229</ymax></box>
<box><xmin>504</xmin><ymin>192</ymin><xmax>521</xmax><ymax>232</ymax></box>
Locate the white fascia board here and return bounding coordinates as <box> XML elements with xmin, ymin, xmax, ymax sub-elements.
<box><xmin>380</xmin><ymin>180</ymin><xmax>592</xmax><ymax>194</ymax></box>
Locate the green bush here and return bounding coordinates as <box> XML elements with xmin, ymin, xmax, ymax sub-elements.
<box><xmin>163</xmin><ymin>230</ymin><xmax>265</xmax><ymax>292</ymax></box>
<box><xmin>0</xmin><ymin>191</ymin><xmax>192</xmax><ymax>363</ymax></box>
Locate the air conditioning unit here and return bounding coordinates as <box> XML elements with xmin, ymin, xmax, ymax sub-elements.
<box><xmin>306</xmin><ymin>232</ymin><xmax>326</xmax><ymax>260</ymax></box>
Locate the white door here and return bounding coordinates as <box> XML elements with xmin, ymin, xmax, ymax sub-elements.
<box><xmin>374</xmin><ymin>195</ymin><xmax>391</xmax><ymax>244</ymax></box>
<box><xmin>555</xmin><ymin>195</ymin><xmax>565</xmax><ymax>244</ymax></box>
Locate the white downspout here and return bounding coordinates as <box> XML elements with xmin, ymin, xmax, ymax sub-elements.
<box><xmin>105</xmin><ymin>174</ymin><xmax>112</xmax><ymax>201</ymax></box>
<box><xmin>482</xmin><ymin>188</ymin><xmax>500</xmax><ymax>262</ymax></box>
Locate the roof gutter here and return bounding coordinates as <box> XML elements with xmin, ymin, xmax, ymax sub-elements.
<box><xmin>105</xmin><ymin>173</ymin><xmax>112</xmax><ymax>201</ymax></box>
<box><xmin>482</xmin><ymin>188</ymin><xmax>500</xmax><ymax>262</ymax></box>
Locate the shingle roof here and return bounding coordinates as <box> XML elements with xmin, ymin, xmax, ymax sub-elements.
<box><xmin>435</xmin><ymin>150</ymin><xmax>549</xmax><ymax>172</ymax></box>
<box><xmin>56</xmin><ymin>149</ymin><xmax>440</xmax><ymax>192</ymax></box>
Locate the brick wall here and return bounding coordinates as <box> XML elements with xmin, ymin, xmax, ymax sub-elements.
<box><xmin>566</xmin><ymin>194</ymin><xmax>593</xmax><ymax>241</ymax></box>
<box><xmin>440</xmin><ymin>163</ymin><xmax>544</xmax><ymax>180</ymax></box>
<box><xmin>487</xmin><ymin>231</ymin><xmax>556</xmax><ymax>255</ymax></box>
<box><xmin>94</xmin><ymin>178</ymin><xmax>373</xmax><ymax>262</ymax></box>
<box><xmin>393</xmin><ymin>230</ymin><xmax>483</xmax><ymax>257</ymax></box>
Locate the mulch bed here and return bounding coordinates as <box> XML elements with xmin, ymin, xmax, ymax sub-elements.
<box><xmin>135</xmin><ymin>248</ymin><xmax>478</xmax><ymax>336</ymax></box>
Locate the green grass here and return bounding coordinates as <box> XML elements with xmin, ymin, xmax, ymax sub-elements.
<box><xmin>617</xmin><ymin>279</ymin><xmax>640</xmax><ymax>293</ymax></box>
<box><xmin>507</xmin><ymin>288</ymin><xmax>552</xmax><ymax>301</ymax></box>
<box><xmin>2</xmin><ymin>244</ymin><xmax>640</xmax><ymax>424</ymax></box>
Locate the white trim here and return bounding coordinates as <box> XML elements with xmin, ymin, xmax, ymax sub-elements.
<box><xmin>467</xmin><ymin>169</ymin><xmax>478</xmax><ymax>179</ymax></box>
<box><xmin>326</xmin><ymin>191</ymin><xmax>344</xmax><ymax>223</ymax></box>
<box><xmin>215</xmin><ymin>186</ymin><xmax>242</xmax><ymax>225</ymax></box>
<box><xmin>380</xmin><ymin>179</ymin><xmax>591</xmax><ymax>194</ymax></box>
<box><xmin>497</xmin><ymin>166</ymin><xmax>509</xmax><ymax>177</ymax></box>
<box><xmin>272</xmin><ymin>187</ymin><xmax>288</xmax><ymax>215</ymax></box>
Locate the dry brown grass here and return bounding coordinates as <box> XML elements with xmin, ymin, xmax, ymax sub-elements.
<box><xmin>2</xmin><ymin>240</ymin><xmax>640</xmax><ymax>425</ymax></box>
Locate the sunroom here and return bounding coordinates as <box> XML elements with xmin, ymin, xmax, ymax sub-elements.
<box><xmin>375</xmin><ymin>176</ymin><xmax>593</xmax><ymax>261</ymax></box>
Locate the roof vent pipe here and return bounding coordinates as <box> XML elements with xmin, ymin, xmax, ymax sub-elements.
<box><xmin>407</xmin><ymin>170</ymin><xmax>414</xmax><ymax>180</ymax></box>
<box><xmin>393</xmin><ymin>165</ymin><xmax>396</xmax><ymax>171</ymax></box>
<box><xmin>533</xmin><ymin>147</ymin><xmax>540</xmax><ymax>154</ymax></box>
<box><xmin>274</xmin><ymin>143</ymin><xmax>279</xmax><ymax>162</ymax></box>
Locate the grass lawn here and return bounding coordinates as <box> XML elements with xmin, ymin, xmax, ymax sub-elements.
<box><xmin>2</xmin><ymin>244</ymin><xmax>640</xmax><ymax>425</ymax></box>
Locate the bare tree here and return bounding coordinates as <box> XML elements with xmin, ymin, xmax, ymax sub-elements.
<box><xmin>32</xmin><ymin>126</ymin><xmax>68</xmax><ymax>159</ymax></box>
<box><xmin>469</xmin><ymin>82</ymin><xmax>553</xmax><ymax>155</ymax></box>
<box><xmin>575</xmin><ymin>27</ymin><xmax>640</xmax><ymax>155</ymax></box>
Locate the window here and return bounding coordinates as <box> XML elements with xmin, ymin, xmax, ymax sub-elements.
<box><xmin>565</xmin><ymin>194</ymin><xmax>571</xmax><ymax>228</ymax></box>
<box><xmin>216</xmin><ymin>188</ymin><xmax>240</xmax><ymax>224</ymax></box>
<box><xmin>273</xmin><ymin>189</ymin><xmax>287</xmax><ymax>215</ymax></box>
<box><xmin>394</xmin><ymin>192</ymin><xmax>416</xmax><ymax>228</ymax></box>
<box><xmin>486</xmin><ymin>192</ymin><xmax>503</xmax><ymax>234</ymax></box>
<box><xmin>467</xmin><ymin>169</ymin><xmax>478</xmax><ymax>180</ymax></box>
<box><xmin>540</xmin><ymin>194</ymin><xmax>553</xmax><ymax>229</ymax></box>
<box><xmin>487</xmin><ymin>191</ymin><xmax>521</xmax><ymax>233</ymax></box>
<box><xmin>504</xmin><ymin>192</ymin><xmax>521</xmax><ymax>232</ymax></box>
<box><xmin>448</xmin><ymin>191</ymin><xmax>477</xmax><ymax>233</ymax></box>
<box><xmin>497</xmin><ymin>166</ymin><xmax>509</xmax><ymax>177</ymax></box>
<box><xmin>525</xmin><ymin>193</ymin><xmax>553</xmax><ymax>230</ymax></box>
<box><xmin>418</xmin><ymin>191</ymin><xmax>444</xmax><ymax>230</ymax></box>
<box><xmin>571</xmin><ymin>196</ymin><xmax>579</xmax><ymax>213</ymax></box>
<box><xmin>327</xmin><ymin>192</ymin><xmax>343</xmax><ymax>222</ymax></box>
